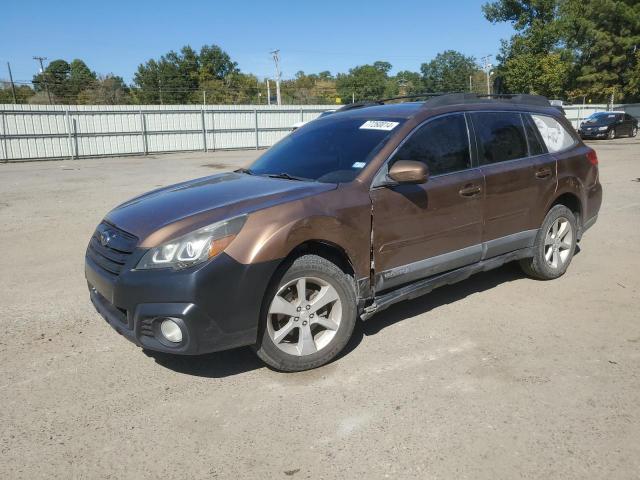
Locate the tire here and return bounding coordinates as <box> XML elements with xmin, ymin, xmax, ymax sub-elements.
<box><xmin>632</xmin><ymin>126</ymin><xmax>638</xmax><ymax>138</ymax></box>
<box><xmin>253</xmin><ymin>254</ymin><xmax>357</xmax><ymax>372</ymax></box>
<box><xmin>608</xmin><ymin>128</ymin><xmax>616</xmax><ymax>140</ymax></box>
<box><xmin>519</xmin><ymin>205</ymin><xmax>578</xmax><ymax>280</ymax></box>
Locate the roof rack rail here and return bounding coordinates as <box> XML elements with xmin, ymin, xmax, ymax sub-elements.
<box><xmin>337</xmin><ymin>92</ymin><xmax>447</xmax><ymax>112</ymax></box>
<box><xmin>423</xmin><ymin>93</ymin><xmax>551</xmax><ymax>108</ymax></box>
<box><xmin>337</xmin><ymin>92</ymin><xmax>551</xmax><ymax>112</ymax></box>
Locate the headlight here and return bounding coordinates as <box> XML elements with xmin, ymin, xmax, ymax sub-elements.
<box><xmin>598</xmin><ymin>126</ymin><xmax>608</xmax><ymax>131</ymax></box>
<box><xmin>136</xmin><ymin>215</ymin><xmax>246</xmax><ymax>270</ymax></box>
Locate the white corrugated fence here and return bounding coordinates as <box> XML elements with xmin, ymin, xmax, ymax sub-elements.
<box><xmin>1</xmin><ymin>103</ymin><xmax>637</xmax><ymax>162</ymax></box>
<box><xmin>0</xmin><ymin>104</ymin><xmax>335</xmax><ymax>162</ymax></box>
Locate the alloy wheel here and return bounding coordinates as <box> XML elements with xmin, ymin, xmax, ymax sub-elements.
<box><xmin>544</xmin><ymin>217</ymin><xmax>573</xmax><ymax>269</ymax></box>
<box><xmin>267</xmin><ymin>276</ymin><xmax>342</xmax><ymax>356</ymax></box>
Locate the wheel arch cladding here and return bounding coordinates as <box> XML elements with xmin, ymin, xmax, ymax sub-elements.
<box><xmin>284</xmin><ymin>240</ymin><xmax>356</xmax><ymax>277</ymax></box>
<box><xmin>549</xmin><ymin>191</ymin><xmax>582</xmax><ymax>225</ymax></box>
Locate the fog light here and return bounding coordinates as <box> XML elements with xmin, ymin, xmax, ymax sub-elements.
<box><xmin>160</xmin><ymin>318</ymin><xmax>183</xmax><ymax>343</ymax></box>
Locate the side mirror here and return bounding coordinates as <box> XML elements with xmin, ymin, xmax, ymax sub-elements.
<box><xmin>388</xmin><ymin>160</ymin><xmax>429</xmax><ymax>184</ymax></box>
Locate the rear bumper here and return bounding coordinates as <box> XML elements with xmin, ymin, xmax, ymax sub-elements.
<box><xmin>580</xmin><ymin>179</ymin><xmax>602</xmax><ymax>239</ymax></box>
<box><xmin>85</xmin><ymin>251</ymin><xmax>281</xmax><ymax>355</ymax></box>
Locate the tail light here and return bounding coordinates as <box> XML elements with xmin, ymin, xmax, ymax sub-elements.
<box><xmin>586</xmin><ymin>149</ymin><xmax>598</xmax><ymax>166</ymax></box>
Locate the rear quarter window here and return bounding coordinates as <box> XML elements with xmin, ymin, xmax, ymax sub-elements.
<box><xmin>531</xmin><ymin>114</ymin><xmax>576</xmax><ymax>153</ymax></box>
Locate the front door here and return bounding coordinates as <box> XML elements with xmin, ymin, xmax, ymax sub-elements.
<box><xmin>370</xmin><ymin>113</ymin><xmax>484</xmax><ymax>292</ymax></box>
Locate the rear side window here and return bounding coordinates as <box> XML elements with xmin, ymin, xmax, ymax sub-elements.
<box><xmin>523</xmin><ymin>114</ymin><xmax>547</xmax><ymax>156</ymax></box>
<box><xmin>472</xmin><ymin>112</ymin><xmax>528</xmax><ymax>164</ymax></box>
<box><xmin>530</xmin><ymin>114</ymin><xmax>576</xmax><ymax>153</ymax></box>
<box><xmin>394</xmin><ymin>114</ymin><xmax>470</xmax><ymax>176</ymax></box>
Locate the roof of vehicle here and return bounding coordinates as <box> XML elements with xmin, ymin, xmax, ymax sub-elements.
<box><xmin>332</xmin><ymin>93</ymin><xmax>554</xmax><ymax>121</ymax></box>
<box><xmin>332</xmin><ymin>102</ymin><xmax>424</xmax><ymax>120</ymax></box>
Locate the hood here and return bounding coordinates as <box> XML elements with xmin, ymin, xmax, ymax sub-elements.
<box><xmin>105</xmin><ymin>172</ymin><xmax>336</xmax><ymax>243</ymax></box>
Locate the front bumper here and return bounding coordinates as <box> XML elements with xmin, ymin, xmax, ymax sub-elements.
<box><xmin>85</xmin><ymin>251</ymin><xmax>281</xmax><ymax>355</ymax></box>
<box><xmin>579</xmin><ymin>130</ymin><xmax>608</xmax><ymax>139</ymax></box>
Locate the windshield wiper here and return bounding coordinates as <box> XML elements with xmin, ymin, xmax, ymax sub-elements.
<box><xmin>235</xmin><ymin>168</ymin><xmax>254</xmax><ymax>175</ymax></box>
<box><xmin>266</xmin><ymin>172</ymin><xmax>306</xmax><ymax>181</ymax></box>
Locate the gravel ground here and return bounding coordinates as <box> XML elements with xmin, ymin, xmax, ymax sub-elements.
<box><xmin>1</xmin><ymin>139</ymin><xmax>639</xmax><ymax>479</ymax></box>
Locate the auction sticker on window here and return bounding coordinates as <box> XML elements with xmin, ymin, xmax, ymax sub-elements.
<box><xmin>359</xmin><ymin>120</ymin><xmax>399</xmax><ymax>131</ymax></box>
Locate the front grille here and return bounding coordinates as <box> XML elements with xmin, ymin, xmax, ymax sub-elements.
<box><xmin>87</xmin><ymin>222</ymin><xmax>138</xmax><ymax>275</ymax></box>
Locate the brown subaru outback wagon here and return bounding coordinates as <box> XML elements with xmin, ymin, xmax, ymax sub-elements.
<box><xmin>86</xmin><ymin>93</ymin><xmax>602</xmax><ymax>371</ymax></box>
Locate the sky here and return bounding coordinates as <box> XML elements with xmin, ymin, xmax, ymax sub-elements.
<box><xmin>1</xmin><ymin>0</ymin><xmax>514</xmax><ymax>85</ymax></box>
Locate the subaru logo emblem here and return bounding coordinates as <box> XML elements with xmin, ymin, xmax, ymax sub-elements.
<box><xmin>100</xmin><ymin>231</ymin><xmax>113</xmax><ymax>247</ymax></box>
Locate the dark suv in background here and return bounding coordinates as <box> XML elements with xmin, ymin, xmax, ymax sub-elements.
<box><xmin>579</xmin><ymin>111</ymin><xmax>638</xmax><ymax>139</ymax></box>
<box><xmin>86</xmin><ymin>93</ymin><xmax>602</xmax><ymax>371</ymax></box>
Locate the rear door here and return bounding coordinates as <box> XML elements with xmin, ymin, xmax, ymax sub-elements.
<box><xmin>370</xmin><ymin>113</ymin><xmax>484</xmax><ymax>292</ymax></box>
<box><xmin>470</xmin><ymin>111</ymin><xmax>555</xmax><ymax>258</ymax></box>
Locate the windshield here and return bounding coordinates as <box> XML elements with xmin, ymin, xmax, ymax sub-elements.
<box><xmin>250</xmin><ymin>116</ymin><xmax>406</xmax><ymax>183</ymax></box>
<box><xmin>585</xmin><ymin>112</ymin><xmax>620</xmax><ymax>124</ymax></box>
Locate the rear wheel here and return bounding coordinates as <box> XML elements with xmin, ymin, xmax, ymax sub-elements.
<box><xmin>519</xmin><ymin>205</ymin><xmax>577</xmax><ymax>280</ymax></box>
<box><xmin>632</xmin><ymin>126</ymin><xmax>638</xmax><ymax>137</ymax></box>
<box><xmin>254</xmin><ymin>255</ymin><xmax>357</xmax><ymax>372</ymax></box>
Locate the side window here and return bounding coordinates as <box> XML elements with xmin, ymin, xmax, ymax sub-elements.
<box><xmin>523</xmin><ymin>114</ymin><xmax>547</xmax><ymax>156</ymax></box>
<box><xmin>472</xmin><ymin>112</ymin><xmax>528</xmax><ymax>164</ymax></box>
<box><xmin>530</xmin><ymin>114</ymin><xmax>576</xmax><ymax>153</ymax></box>
<box><xmin>394</xmin><ymin>114</ymin><xmax>470</xmax><ymax>176</ymax></box>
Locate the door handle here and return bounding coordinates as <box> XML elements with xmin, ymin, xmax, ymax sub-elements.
<box><xmin>458</xmin><ymin>184</ymin><xmax>482</xmax><ymax>197</ymax></box>
<box><xmin>535</xmin><ymin>168</ymin><xmax>552</xmax><ymax>179</ymax></box>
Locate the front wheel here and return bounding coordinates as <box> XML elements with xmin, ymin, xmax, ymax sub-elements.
<box><xmin>608</xmin><ymin>128</ymin><xmax>616</xmax><ymax>140</ymax></box>
<box><xmin>632</xmin><ymin>126</ymin><xmax>638</xmax><ymax>138</ymax></box>
<box><xmin>254</xmin><ymin>255</ymin><xmax>357</xmax><ymax>372</ymax></box>
<box><xmin>519</xmin><ymin>205</ymin><xmax>577</xmax><ymax>280</ymax></box>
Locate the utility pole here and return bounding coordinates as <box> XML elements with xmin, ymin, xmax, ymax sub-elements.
<box><xmin>203</xmin><ymin>90</ymin><xmax>206</xmax><ymax>106</ymax></box>
<box><xmin>158</xmin><ymin>78</ymin><xmax>164</xmax><ymax>105</ymax></box>
<box><xmin>266</xmin><ymin>79</ymin><xmax>271</xmax><ymax>105</ymax></box>
<box><xmin>6</xmin><ymin>62</ymin><xmax>17</xmax><ymax>103</ymax></box>
<box><xmin>469</xmin><ymin>75</ymin><xmax>472</xmax><ymax>93</ymax></box>
<box><xmin>481</xmin><ymin>55</ymin><xmax>492</xmax><ymax>95</ymax></box>
<box><xmin>398</xmin><ymin>77</ymin><xmax>408</xmax><ymax>96</ymax></box>
<box><xmin>33</xmin><ymin>56</ymin><xmax>52</xmax><ymax>104</ymax></box>
<box><xmin>270</xmin><ymin>49</ymin><xmax>282</xmax><ymax>106</ymax></box>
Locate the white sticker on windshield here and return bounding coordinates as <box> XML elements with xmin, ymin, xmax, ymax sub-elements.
<box><xmin>352</xmin><ymin>162</ymin><xmax>366</xmax><ymax>169</ymax></box>
<box><xmin>359</xmin><ymin>120</ymin><xmax>399</xmax><ymax>131</ymax></box>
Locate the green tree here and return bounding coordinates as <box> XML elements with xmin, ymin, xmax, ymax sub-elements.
<box><xmin>134</xmin><ymin>44</ymin><xmax>239</xmax><ymax>104</ymax></box>
<box><xmin>336</xmin><ymin>62</ymin><xmax>393</xmax><ymax>102</ymax></box>
<box><xmin>198</xmin><ymin>73</ymin><xmax>259</xmax><ymax>104</ymax></box>
<box><xmin>395</xmin><ymin>70</ymin><xmax>424</xmax><ymax>95</ymax></box>
<box><xmin>420</xmin><ymin>50</ymin><xmax>478</xmax><ymax>93</ymax></box>
<box><xmin>31</xmin><ymin>58</ymin><xmax>99</xmax><ymax>103</ymax></box>
<box><xmin>281</xmin><ymin>71</ymin><xmax>338</xmax><ymax>104</ymax></box>
<box><xmin>563</xmin><ymin>0</ymin><xmax>640</xmax><ymax>102</ymax></box>
<box><xmin>0</xmin><ymin>83</ymin><xmax>35</xmax><ymax>103</ymax></box>
<box><xmin>68</xmin><ymin>59</ymin><xmax>97</xmax><ymax>98</ymax></box>
<box><xmin>483</xmin><ymin>0</ymin><xmax>574</xmax><ymax>97</ymax></box>
<box><xmin>33</xmin><ymin>59</ymin><xmax>70</xmax><ymax>101</ymax></box>
<box><xmin>78</xmin><ymin>75</ymin><xmax>131</xmax><ymax>104</ymax></box>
